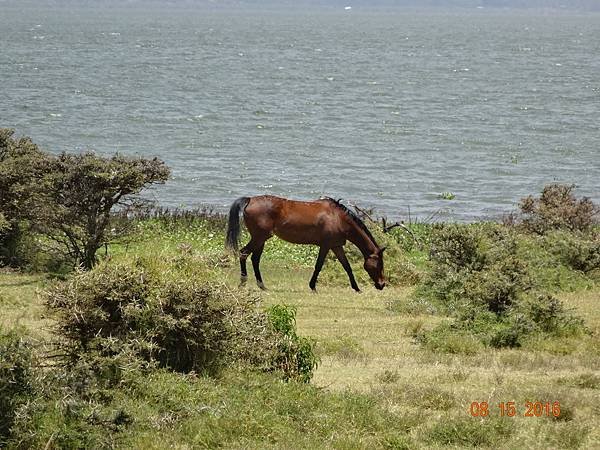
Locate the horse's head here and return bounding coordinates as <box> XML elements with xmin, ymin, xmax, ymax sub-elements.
<box><xmin>364</xmin><ymin>246</ymin><xmax>386</xmax><ymax>290</ymax></box>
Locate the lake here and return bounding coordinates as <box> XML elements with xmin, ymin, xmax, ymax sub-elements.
<box><xmin>1</xmin><ymin>4</ymin><xmax>598</xmax><ymax>220</ymax></box>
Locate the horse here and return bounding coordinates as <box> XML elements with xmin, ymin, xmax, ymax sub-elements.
<box><xmin>225</xmin><ymin>195</ymin><xmax>386</xmax><ymax>292</ymax></box>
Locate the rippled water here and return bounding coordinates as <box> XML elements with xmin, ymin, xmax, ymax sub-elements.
<box><xmin>1</xmin><ymin>5</ymin><xmax>598</xmax><ymax>220</ymax></box>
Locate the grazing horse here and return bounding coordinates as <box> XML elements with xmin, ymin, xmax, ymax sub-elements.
<box><xmin>226</xmin><ymin>195</ymin><xmax>386</xmax><ymax>292</ymax></box>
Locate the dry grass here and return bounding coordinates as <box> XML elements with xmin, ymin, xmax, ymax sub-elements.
<box><xmin>0</xmin><ymin>270</ymin><xmax>51</xmax><ymax>340</ymax></box>
<box><xmin>227</xmin><ymin>263</ymin><xmax>600</xmax><ymax>448</ymax></box>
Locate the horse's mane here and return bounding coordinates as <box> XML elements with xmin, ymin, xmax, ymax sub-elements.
<box><xmin>322</xmin><ymin>197</ymin><xmax>379</xmax><ymax>249</ymax></box>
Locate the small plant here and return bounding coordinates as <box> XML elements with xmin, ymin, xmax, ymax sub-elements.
<box><xmin>425</xmin><ymin>416</ymin><xmax>513</xmax><ymax>447</ymax></box>
<box><xmin>376</xmin><ymin>369</ymin><xmax>400</xmax><ymax>384</ymax></box>
<box><xmin>320</xmin><ymin>335</ymin><xmax>366</xmax><ymax>362</ymax></box>
<box><xmin>438</xmin><ymin>192</ymin><xmax>456</xmax><ymax>200</ymax></box>
<box><xmin>267</xmin><ymin>305</ymin><xmax>319</xmax><ymax>383</ymax></box>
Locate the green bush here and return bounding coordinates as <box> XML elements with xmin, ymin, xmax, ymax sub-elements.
<box><xmin>544</xmin><ymin>230</ymin><xmax>600</xmax><ymax>275</ymax></box>
<box><xmin>0</xmin><ymin>327</ymin><xmax>36</xmax><ymax>445</ymax></box>
<box><xmin>414</xmin><ymin>224</ymin><xmax>587</xmax><ymax>351</ymax></box>
<box><xmin>47</xmin><ymin>259</ymin><xmax>244</xmax><ymax>373</ymax></box>
<box><xmin>46</xmin><ymin>256</ymin><xmax>318</xmax><ymax>382</ymax></box>
<box><xmin>424</xmin><ymin>224</ymin><xmax>532</xmax><ymax>313</ymax></box>
<box><xmin>267</xmin><ymin>305</ymin><xmax>319</xmax><ymax>382</ymax></box>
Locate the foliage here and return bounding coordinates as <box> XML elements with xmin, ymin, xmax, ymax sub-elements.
<box><xmin>0</xmin><ymin>211</ymin><xmax>598</xmax><ymax>449</ymax></box>
<box><xmin>0</xmin><ymin>213</ymin><xmax>9</xmax><ymax>233</ymax></box>
<box><xmin>0</xmin><ymin>128</ymin><xmax>171</xmax><ymax>270</ymax></box>
<box><xmin>47</xmin><ymin>259</ymin><xmax>241</xmax><ymax>374</ymax></box>
<box><xmin>0</xmin><ymin>327</ymin><xmax>36</xmax><ymax>445</ymax></box>
<box><xmin>519</xmin><ymin>184</ymin><xmax>598</xmax><ymax>234</ymax></box>
<box><xmin>544</xmin><ymin>230</ymin><xmax>600</xmax><ymax>275</ymax></box>
<box><xmin>7</xmin><ymin>368</ymin><xmax>420</xmax><ymax>450</ymax></box>
<box><xmin>0</xmin><ymin>129</ymin><xmax>53</xmax><ymax>266</ymax></box>
<box><xmin>425</xmin><ymin>416</ymin><xmax>513</xmax><ymax>447</ymax></box>
<box><xmin>426</xmin><ymin>224</ymin><xmax>531</xmax><ymax>313</ymax></box>
<box><xmin>39</xmin><ymin>152</ymin><xmax>170</xmax><ymax>270</ymax></box>
<box><xmin>46</xmin><ymin>256</ymin><xmax>317</xmax><ymax>382</ymax></box>
<box><xmin>414</xmin><ymin>224</ymin><xmax>588</xmax><ymax>351</ymax></box>
<box><xmin>267</xmin><ymin>305</ymin><xmax>319</xmax><ymax>383</ymax></box>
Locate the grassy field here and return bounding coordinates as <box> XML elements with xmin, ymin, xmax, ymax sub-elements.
<box><xmin>1</xmin><ymin>219</ymin><xmax>599</xmax><ymax>449</ymax></box>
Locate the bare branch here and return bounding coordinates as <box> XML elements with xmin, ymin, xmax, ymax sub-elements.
<box><xmin>383</xmin><ymin>221</ymin><xmax>421</xmax><ymax>248</ymax></box>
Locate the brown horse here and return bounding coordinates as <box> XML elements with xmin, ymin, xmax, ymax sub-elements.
<box><xmin>226</xmin><ymin>195</ymin><xmax>386</xmax><ymax>292</ymax></box>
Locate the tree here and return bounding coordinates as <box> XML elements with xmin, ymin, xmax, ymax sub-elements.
<box><xmin>0</xmin><ymin>128</ymin><xmax>171</xmax><ymax>270</ymax></box>
<box><xmin>38</xmin><ymin>152</ymin><xmax>171</xmax><ymax>269</ymax></box>
<box><xmin>0</xmin><ymin>129</ymin><xmax>53</xmax><ymax>265</ymax></box>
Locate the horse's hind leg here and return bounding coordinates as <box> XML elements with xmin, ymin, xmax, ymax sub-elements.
<box><xmin>239</xmin><ymin>240</ymin><xmax>257</xmax><ymax>286</ymax></box>
<box><xmin>251</xmin><ymin>243</ymin><xmax>266</xmax><ymax>290</ymax></box>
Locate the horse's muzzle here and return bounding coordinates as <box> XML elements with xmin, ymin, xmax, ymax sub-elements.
<box><xmin>375</xmin><ymin>282</ymin><xmax>385</xmax><ymax>290</ymax></box>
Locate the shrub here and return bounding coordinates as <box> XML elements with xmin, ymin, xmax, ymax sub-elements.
<box><xmin>47</xmin><ymin>259</ymin><xmax>243</xmax><ymax>374</ymax></box>
<box><xmin>545</xmin><ymin>230</ymin><xmax>600</xmax><ymax>275</ymax></box>
<box><xmin>267</xmin><ymin>305</ymin><xmax>319</xmax><ymax>382</ymax></box>
<box><xmin>513</xmin><ymin>294</ymin><xmax>586</xmax><ymax>336</ymax></box>
<box><xmin>519</xmin><ymin>184</ymin><xmax>598</xmax><ymax>234</ymax></box>
<box><xmin>424</xmin><ymin>224</ymin><xmax>532</xmax><ymax>313</ymax></box>
<box><xmin>46</xmin><ymin>257</ymin><xmax>318</xmax><ymax>382</ymax></box>
<box><xmin>0</xmin><ymin>327</ymin><xmax>36</xmax><ymax>445</ymax></box>
<box><xmin>415</xmin><ymin>224</ymin><xmax>587</xmax><ymax>350</ymax></box>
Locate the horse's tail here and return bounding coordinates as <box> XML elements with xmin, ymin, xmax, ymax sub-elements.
<box><xmin>226</xmin><ymin>196</ymin><xmax>250</xmax><ymax>253</ymax></box>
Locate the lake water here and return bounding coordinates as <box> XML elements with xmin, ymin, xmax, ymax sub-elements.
<box><xmin>1</xmin><ymin>4</ymin><xmax>598</xmax><ymax>221</ymax></box>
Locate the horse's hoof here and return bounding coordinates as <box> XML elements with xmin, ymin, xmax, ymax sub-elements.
<box><xmin>257</xmin><ymin>281</ymin><xmax>267</xmax><ymax>291</ymax></box>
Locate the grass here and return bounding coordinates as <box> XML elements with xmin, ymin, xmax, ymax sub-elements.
<box><xmin>1</xmin><ymin>219</ymin><xmax>600</xmax><ymax>449</ymax></box>
<box><xmin>0</xmin><ymin>270</ymin><xmax>50</xmax><ymax>341</ymax></box>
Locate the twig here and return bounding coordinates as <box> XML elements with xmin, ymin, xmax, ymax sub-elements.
<box><xmin>383</xmin><ymin>221</ymin><xmax>421</xmax><ymax>248</ymax></box>
<box><xmin>350</xmin><ymin>203</ymin><xmax>378</xmax><ymax>224</ymax></box>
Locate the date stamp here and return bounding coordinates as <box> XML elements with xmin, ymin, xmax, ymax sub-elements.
<box><xmin>470</xmin><ymin>401</ymin><xmax>561</xmax><ymax>418</ymax></box>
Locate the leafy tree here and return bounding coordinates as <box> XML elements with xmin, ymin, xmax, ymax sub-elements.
<box><xmin>39</xmin><ymin>152</ymin><xmax>170</xmax><ymax>269</ymax></box>
<box><xmin>0</xmin><ymin>128</ymin><xmax>171</xmax><ymax>269</ymax></box>
<box><xmin>0</xmin><ymin>129</ymin><xmax>53</xmax><ymax>265</ymax></box>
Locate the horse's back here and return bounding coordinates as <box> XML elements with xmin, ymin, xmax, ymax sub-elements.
<box><xmin>243</xmin><ymin>196</ymin><xmax>344</xmax><ymax>245</ymax></box>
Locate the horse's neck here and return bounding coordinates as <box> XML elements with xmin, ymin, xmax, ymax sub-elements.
<box><xmin>346</xmin><ymin>220</ymin><xmax>378</xmax><ymax>258</ymax></box>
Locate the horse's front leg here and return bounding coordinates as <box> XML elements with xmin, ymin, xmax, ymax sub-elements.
<box><xmin>331</xmin><ymin>246</ymin><xmax>360</xmax><ymax>292</ymax></box>
<box><xmin>309</xmin><ymin>245</ymin><xmax>329</xmax><ymax>292</ymax></box>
